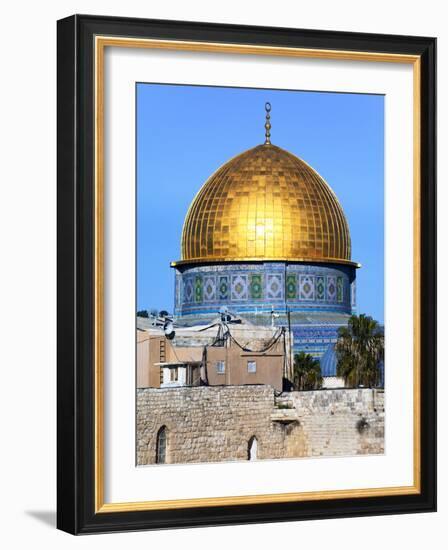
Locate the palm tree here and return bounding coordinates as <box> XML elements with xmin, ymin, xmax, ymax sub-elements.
<box><xmin>335</xmin><ymin>314</ymin><xmax>384</xmax><ymax>388</ymax></box>
<box><xmin>292</xmin><ymin>352</ymin><xmax>323</xmax><ymax>391</ymax></box>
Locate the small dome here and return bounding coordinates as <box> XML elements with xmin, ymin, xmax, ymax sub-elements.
<box><xmin>320</xmin><ymin>344</ymin><xmax>338</xmax><ymax>377</ymax></box>
<box><xmin>176</xmin><ymin>143</ymin><xmax>354</xmax><ymax>267</ymax></box>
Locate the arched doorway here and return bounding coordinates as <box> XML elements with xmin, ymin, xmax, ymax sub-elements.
<box><xmin>248</xmin><ymin>436</ymin><xmax>258</xmax><ymax>461</ymax></box>
<box><xmin>156</xmin><ymin>426</ymin><xmax>167</xmax><ymax>464</ymax></box>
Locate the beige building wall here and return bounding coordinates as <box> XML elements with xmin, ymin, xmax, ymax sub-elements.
<box><xmin>206</xmin><ymin>343</ymin><xmax>283</xmax><ymax>391</ymax></box>
<box><xmin>137</xmin><ymin>331</ymin><xmax>164</xmax><ymax>389</ymax></box>
<box><xmin>136</xmin><ymin>331</ymin><xmax>150</xmax><ymax>388</ymax></box>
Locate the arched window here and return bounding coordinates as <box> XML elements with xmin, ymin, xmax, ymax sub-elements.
<box><xmin>156</xmin><ymin>426</ymin><xmax>167</xmax><ymax>464</ymax></box>
<box><xmin>248</xmin><ymin>436</ymin><xmax>258</xmax><ymax>461</ymax></box>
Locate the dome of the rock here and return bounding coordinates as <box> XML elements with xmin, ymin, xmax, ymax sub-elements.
<box><xmin>176</xmin><ymin>143</ymin><xmax>354</xmax><ymax>267</ymax></box>
<box><xmin>171</xmin><ymin>103</ymin><xmax>359</xmax><ymax>364</ymax></box>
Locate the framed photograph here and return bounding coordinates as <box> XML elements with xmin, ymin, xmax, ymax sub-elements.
<box><xmin>57</xmin><ymin>14</ymin><xmax>436</xmax><ymax>534</ymax></box>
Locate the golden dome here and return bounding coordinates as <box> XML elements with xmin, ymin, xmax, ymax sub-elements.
<box><xmin>175</xmin><ymin>143</ymin><xmax>355</xmax><ymax>267</ymax></box>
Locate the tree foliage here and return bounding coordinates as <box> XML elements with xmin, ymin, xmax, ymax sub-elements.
<box><xmin>335</xmin><ymin>314</ymin><xmax>384</xmax><ymax>388</ymax></box>
<box><xmin>136</xmin><ymin>309</ymin><xmax>149</xmax><ymax>318</ymax></box>
<box><xmin>292</xmin><ymin>351</ymin><xmax>323</xmax><ymax>391</ymax></box>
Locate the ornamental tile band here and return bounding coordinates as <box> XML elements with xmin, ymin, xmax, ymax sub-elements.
<box><xmin>300</xmin><ymin>275</ymin><xmax>315</xmax><ymax>301</ymax></box>
<box><xmin>231</xmin><ymin>274</ymin><xmax>249</xmax><ymax>301</ymax></box>
<box><xmin>285</xmin><ymin>273</ymin><xmax>297</xmax><ymax>300</ymax></box>
<box><xmin>218</xmin><ymin>276</ymin><xmax>229</xmax><ymax>300</ymax></box>
<box><xmin>316</xmin><ymin>276</ymin><xmax>325</xmax><ymax>301</ymax></box>
<box><xmin>250</xmin><ymin>274</ymin><xmax>263</xmax><ymax>300</ymax></box>
<box><xmin>267</xmin><ymin>273</ymin><xmax>284</xmax><ymax>300</ymax></box>
<box><xmin>194</xmin><ymin>275</ymin><xmax>203</xmax><ymax>303</ymax></box>
<box><xmin>327</xmin><ymin>276</ymin><xmax>337</xmax><ymax>302</ymax></box>
<box><xmin>337</xmin><ymin>277</ymin><xmax>343</xmax><ymax>302</ymax></box>
<box><xmin>175</xmin><ymin>263</ymin><xmax>354</xmax><ymax>317</ymax></box>
<box><xmin>203</xmin><ymin>276</ymin><xmax>216</xmax><ymax>302</ymax></box>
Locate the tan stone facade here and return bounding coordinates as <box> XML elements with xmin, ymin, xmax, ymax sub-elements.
<box><xmin>137</xmin><ymin>386</ymin><xmax>384</xmax><ymax>465</ymax></box>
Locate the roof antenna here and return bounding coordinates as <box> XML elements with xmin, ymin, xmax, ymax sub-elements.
<box><xmin>264</xmin><ymin>102</ymin><xmax>272</xmax><ymax>145</ymax></box>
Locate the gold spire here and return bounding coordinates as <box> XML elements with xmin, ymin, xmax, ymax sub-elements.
<box><xmin>264</xmin><ymin>102</ymin><xmax>271</xmax><ymax>144</ymax></box>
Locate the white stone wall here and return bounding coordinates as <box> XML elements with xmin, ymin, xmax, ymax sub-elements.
<box><xmin>137</xmin><ymin>386</ymin><xmax>384</xmax><ymax>465</ymax></box>
<box><xmin>322</xmin><ymin>376</ymin><xmax>346</xmax><ymax>388</ymax></box>
<box><xmin>282</xmin><ymin>388</ymin><xmax>385</xmax><ymax>457</ymax></box>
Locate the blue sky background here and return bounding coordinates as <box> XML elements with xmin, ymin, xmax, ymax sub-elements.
<box><xmin>137</xmin><ymin>84</ymin><xmax>384</xmax><ymax>323</ymax></box>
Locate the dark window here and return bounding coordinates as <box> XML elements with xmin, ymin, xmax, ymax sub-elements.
<box><xmin>216</xmin><ymin>360</ymin><xmax>225</xmax><ymax>374</ymax></box>
<box><xmin>247</xmin><ymin>360</ymin><xmax>257</xmax><ymax>373</ymax></box>
<box><xmin>156</xmin><ymin>426</ymin><xmax>167</xmax><ymax>464</ymax></box>
<box><xmin>170</xmin><ymin>367</ymin><xmax>178</xmax><ymax>382</ymax></box>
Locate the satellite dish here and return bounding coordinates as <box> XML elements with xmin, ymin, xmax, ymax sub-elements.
<box><xmin>219</xmin><ymin>306</ymin><xmax>231</xmax><ymax>323</ymax></box>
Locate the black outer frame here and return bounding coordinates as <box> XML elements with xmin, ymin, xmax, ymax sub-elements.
<box><xmin>57</xmin><ymin>14</ymin><xmax>436</xmax><ymax>535</ymax></box>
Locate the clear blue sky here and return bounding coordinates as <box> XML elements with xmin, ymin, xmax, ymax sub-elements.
<box><xmin>137</xmin><ymin>84</ymin><xmax>384</xmax><ymax>323</ymax></box>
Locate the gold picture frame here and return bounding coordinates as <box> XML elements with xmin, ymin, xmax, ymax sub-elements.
<box><xmin>57</xmin><ymin>15</ymin><xmax>436</xmax><ymax>534</ymax></box>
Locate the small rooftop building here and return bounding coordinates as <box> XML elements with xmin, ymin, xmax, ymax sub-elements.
<box><xmin>137</xmin><ymin>316</ymin><xmax>291</xmax><ymax>392</ymax></box>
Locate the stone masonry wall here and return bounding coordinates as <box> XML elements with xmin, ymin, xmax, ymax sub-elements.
<box><xmin>279</xmin><ymin>389</ymin><xmax>385</xmax><ymax>457</ymax></box>
<box><xmin>137</xmin><ymin>386</ymin><xmax>384</xmax><ymax>465</ymax></box>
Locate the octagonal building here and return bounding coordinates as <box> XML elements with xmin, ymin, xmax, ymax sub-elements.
<box><xmin>171</xmin><ymin>105</ymin><xmax>359</xmax><ymax>362</ymax></box>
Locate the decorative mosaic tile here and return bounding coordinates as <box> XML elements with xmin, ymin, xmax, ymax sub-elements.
<box><xmin>327</xmin><ymin>276</ymin><xmax>337</xmax><ymax>301</ymax></box>
<box><xmin>299</xmin><ymin>275</ymin><xmax>315</xmax><ymax>300</ymax></box>
<box><xmin>203</xmin><ymin>276</ymin><xmax>216</xmax><ymax>302</ymax></box>
<box><xmin>218</xmin><ymin>276</ymin><xmax>229</xmax><ymax>300</ymax></box>
<box><xmin>351</xmin><ymin>280</ymin><xmax>357</xmax><ymax>308</ymax></box>
<box><xmin>194</xmin><ymin>275</ymin><xmax>203</xmax><ymax>303</ymax></box>
<box><xmin>266</xmin><ymin>273</ymin><xmax>283</xmax><ymax>300</ymax></box>
<box><xmin>178</xmin><ymin>274</ymin><xmax>183</xmax><ymax>302</ymax></box>
<box><xmin>231</xmin><ymin>274</ymin><xmax>248</xmax><ymax>301</ymax></box>
<box><xmin>174</xmin><ymin>275</ymin><xmax>180</xmax><ymax>308</ymax></box>
<box><xmin>285</xmin><ymin>274</ymin><xmax>296</xmax><ymax>300</ymax></box>
<box><xmin>184</xmin><ymin>278</ymin><xmax>194</xmax><ymax>304</ymax></box>
<box><xmin>316</xmin><ymin>276</ymin><xmax>325</xmax><ymax>301</ymax></box>
<box><xmin>250</xmin><ymin>274</ymin><xmax>263</xmax><ymax>300</ymax></box>
<box><xmin>337</xmin><ymin>277</ymin><xmax>343</xmax><ymax>302</ymax></box>
<box><xmin>176</xmin><ymin>262</ymin><xmax>353</xmax><ymax>314</ymax></box>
